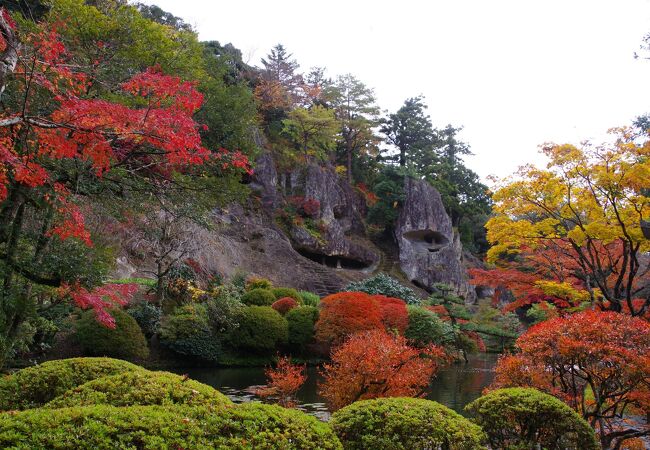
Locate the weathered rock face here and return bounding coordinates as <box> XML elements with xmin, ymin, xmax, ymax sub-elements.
<box><xmin>287</xmin><ymin>162</ymin><xmax>379</xmax><ymax>271</ymax></box>
<box><xmin>396</xmin><ymin>177</ymin><xmax>475</xmax><ymax>302</ymax></box>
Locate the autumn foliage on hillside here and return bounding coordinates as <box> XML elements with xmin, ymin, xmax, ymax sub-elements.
<box><xmin>319</xmin><ymin>329</ymin><xmax>446</xmax><ymax>410</ymax></box>
<box><xmin>492</xmin><ymin>310</ymin><xmax>650</xmax><ymax>448</ymax></box>
<box><xmin>0</xmin><ymin>8</ymin><xmax>249</xmax><ymax>326</ymax></box>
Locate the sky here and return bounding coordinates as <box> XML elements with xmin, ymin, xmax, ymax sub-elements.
<box><xmin>141</xmin><ymin>0</ymin><xmax>650</xmax><ymax>181</ymax></box>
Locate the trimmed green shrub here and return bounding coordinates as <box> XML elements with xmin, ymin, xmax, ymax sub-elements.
<box><xmin>246</xmin><ymin>277</ymin><xmax>273</xmax><ymax>290</ymax></box>
<box><xmin>127</xmin><ymin>302</ymin><xmax>162</xmax><ymax>337</ymax></box>
<box><xmin>0</xmin><ymin>357</ymin><xmax>142</xmax><ymax>411</ymax></box>
<box><xmin>345</xmin><ymin>273</ymin><xmax>420</xmax><ymax>304</ymax></box>
<box><xmin>206</xmin><ymin>285</ymin><xmax>243</xmax><ymax>334</ymax></box>
<box><xmin>159</xmin><ymin>304</ymin><xmax>220</xmax><ymax>362</ymax></box>
<box><xmin>299</xmin><ymin>291</ymin><xmax>320</xmax><ymax>307</ymax></box>
<box><xmin>0</xmin><ymin>403</ymin><xmax>342</xmax><ymax>449</ymax></box>
<box><xmin>46</xmin><ymin>370</ymin><xmax>231</xmax><ymax>408</ymax></box>
<box><xmin>404</xmin><ymin>306</ymin><xmax>453</xmax><ymax>346</ymax></box>
<box><xmin>228</xmin><ymin>306</ymin><xmax>288</xmax><ymax>352</ymax></box>
<box><xmin>466</xmin><ymin>388</ymin><xmax>599</xmax><ymax>450</ymax></box>
<box><xmin>74</xmin><ymin>308</ymin><xmax>149</xmax><ymax>360</ymax></box>
<box><xmin>271</xmin><ymin>287</ymin><xmax>302</xmax><ymax>303</ymax></box>
<box><xmin>330</xmin><ymin>397</ymin><xmax>485</xmax><ymax>450</ymax></box>
<box><xmin>241</xmin><ymin>288</ymin><xmax>276</xmax><ymax>306</ymax></box>
<box><xmin>286</xmin><ymin>306</ymin><xmax>319</xmax><ymax>350</ymax></box>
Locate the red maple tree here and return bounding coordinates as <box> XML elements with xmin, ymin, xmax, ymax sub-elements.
<box><xmin>257</xmin><ymin>355</ymin><xmax>306</xmax><ymax>407</ymax></box>
<box><xmin>0</xmin><ymin>9</ymin><xmax>249</xmax><ymax>326</ymax></box>
<box><xmin>491</xmin><ymin>310</ymin><xmax>650</xmax><ymax>448</ymax></box>
<box><xmin>319</xmin><ymin>329</ymin><xmax>447</xmax><ymax>410</ymax></box>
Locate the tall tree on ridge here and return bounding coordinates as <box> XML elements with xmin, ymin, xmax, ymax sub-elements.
<box><xmin>325</xmin><ymin>74</ymin><xmax>381</xmax><ymax>183</ymax></box>
<box><xmin>380</xmin><ymin>96</ymin><xmax>437</xmax><ymax>168</ymax></box>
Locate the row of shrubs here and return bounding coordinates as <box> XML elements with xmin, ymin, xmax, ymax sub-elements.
<box><xmin>69</xmin><ymin>272</ymin><xmax>517</xmax><ymax>366</ymax></box>
<box><xmin>0</xmin><ymin>357</ymin><xmax>599</xmax><ymax>449</ymax></box>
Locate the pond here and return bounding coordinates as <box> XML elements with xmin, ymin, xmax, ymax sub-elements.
<box><xmin>179</xmin><ymin>352</ymin><xmax>499</xmax><ymax>421</ymax></box>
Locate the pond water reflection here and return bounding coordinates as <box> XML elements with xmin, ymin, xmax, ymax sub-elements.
<box><xmin>179</xmin><ymin>352</ymin><xmax>499</xmax><ymax>421</ymax></box>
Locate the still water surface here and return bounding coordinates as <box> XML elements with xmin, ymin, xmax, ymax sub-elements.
<box><xmin>180</xmin><ymin>353</ymin><xmax>499</xmax><ymax>421</ymax></box>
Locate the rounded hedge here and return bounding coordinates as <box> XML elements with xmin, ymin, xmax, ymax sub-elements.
<box><xmin>246</xmin><ymin>277</ymin><xmax>273</xmax><ymax>290</ymax></box>
<box><xmin>466</xmin><ymin>388</ymin><xmax>599</xmax><ymax>450</ymax></box>
<box><xmin>74</xmin><ymin>308</ymin><xmax>149</xmax><ymax>360</ymax></box>
<box><xmin>0</xmin><ymin>357</ymin><xmax>142</xmax><ymax>411</ymax></box>
<box><xmin>272</xmin><ymin>297</ymin><xmax>299</xmax><ymax>315</ymax></box>
<box><xmin>0</xmin><ymin>403</ymin><xmax>342</xmax><ymax>449</ymax></box>
<box><xmin>159</xmin><ymin>304</ymin><xmax>220</xmax><ymax>362</ymax></box>
<box><xmin>271</xmin><ymin>287</ymin><xmax>302</xmax><ymax>303</ymax></box>
<box><xmin>286</xmin><ymin>306</ymin><xmax>319</xmax><ymax>350</ymax></box>
<box><xmin>228</xmin><ymin>306</ymin><xmax>288</xmax><ymax>352</ymax></box>
<box><xmin>46</xmin><ymin>370</ymin><xmax>232</xmax><ymax>409</ymax></box>
<box><xmin>330</xmin><ymin>397</ymin><xmax>485</xmax><ymax>450</ymax></box>
<box><xmin>299</xmin><ymin>291</ymin><xmax>320</xmax><ymax>307</ymax></box>
<box><xmin>404</xmin><ymin>305</ymin><xmax>453</xmax><ymax>347</ymax></box>
<box><xmin>241</xmin><ymin>288</ymin><xmax>276</xmax><ymax>306</ymax></box>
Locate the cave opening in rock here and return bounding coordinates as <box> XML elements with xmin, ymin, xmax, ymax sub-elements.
<box><xmin>411</xmin><ymin>279</ymin><xmax>433</xmax><ymax>293</ymax></box>
<box><xmin>403</xmin><ymin>229</ymin><xmax>449</xmax><ymax>253</ymax></box>
<box><xmin>296</xmin><ymin>249</ymin><xmax>370</xmax><ymax>270</ymax></box>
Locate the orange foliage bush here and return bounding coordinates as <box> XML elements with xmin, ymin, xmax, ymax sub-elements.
<box><xmin>315</xmin><ymin>292</ymin><xmax>383</xmax><ymax>347</ymax></box>
<box><xmin>257</xmin><ymin>356</ymin><xmax>306</xmax><ymax>407</ymax></box>
<box><xmin>492</xmin><ymin>310</ymin><xmax>650</xmax><ymax>449</ymax></box>
<box><xmin>372</xmin><ymin>295</ymin><xmax>408</xmax><ymax>333</ymax></box>
<box><xmin>271</xmin><ymin>297</ymin><xmax>299</xmax><ymax>315</ymax></box>
<box><xmin>319</xmin><ymin>329</ymin><xmax>446</xmax><ymax>410</ymax></box>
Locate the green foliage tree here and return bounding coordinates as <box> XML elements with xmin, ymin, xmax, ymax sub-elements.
<box><xmin>380</xmin><ymin>96</ymin><xmax>437</xmax><ymax>168</ymax></box>
<box><xmin>325</xmin><ymin>74</ymin><xmax>381</xmax><ymax>183</ymax></box>
<box><xmin>404</xmin><ymin>306</ymin><xmax>453</xmax><ymax>347</ymax></box>
<box><xmin>366</xmin><ymin>167</ymin><xmax>406</xmax><ymax>231</ymax></box>
<box><xmin>282</xmin><ymin>105</ymin><xmax>338</xmax><ymax>161</ymax></box>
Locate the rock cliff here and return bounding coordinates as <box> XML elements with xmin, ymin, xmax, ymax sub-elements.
<box><xmin>115</xmin><ymin>152</ymin><xmax>476</xmax><ymax>302</ymax></box>
<box><xmin>396</xmin><ymin>177</ymin><xmax>475</xmax><ymax>301</ymax></box>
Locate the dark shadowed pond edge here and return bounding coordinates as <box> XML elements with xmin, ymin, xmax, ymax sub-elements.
<box><xmin>176</xmin><ymin>352</ymin><xmax>499</xmax><ymax>421</ymax></box>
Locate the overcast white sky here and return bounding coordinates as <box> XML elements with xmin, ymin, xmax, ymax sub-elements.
<box><xmin>142</xmin><ymin>0</ymin><xmax>650</xmax><ymax>181</ymax></box>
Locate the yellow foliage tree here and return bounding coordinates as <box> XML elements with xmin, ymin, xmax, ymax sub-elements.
<box><xmin>483</xmin><ymin>127</ymin><xmax>649</xmax><ymax>317</ymax></box>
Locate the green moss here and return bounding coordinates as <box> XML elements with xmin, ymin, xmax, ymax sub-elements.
<box><xmin>330</xmin><ymin>397</ymin><xmax>485</xmax><ymax>450</ymax></box>
<box><xmin>46</xmin><ymin>370</ymin><xmax>232</xmax><ymax>408</ymax></box>
<box><xmin>241</xmin><ymin>288</ymin><xmax>276</xmax><ymax>306</ymax></box>
<box><xmin>0</xmin><ymin>357</ymin><xmax>142</xmax><ymax>411</ymax></box>
<box><xmin>465</xmin><ymin>388</ymin><xmax>599</xmax><ymax>450</ymax></box>
<box><xmin>74</xmin><ymin>308</ymin><xmax>149</xmax><ymax>360</ymax></box>
<box><xmin>0</xmin><ymin>403</ymin><xmax>342</xmax><ymax>449</ymax></box>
